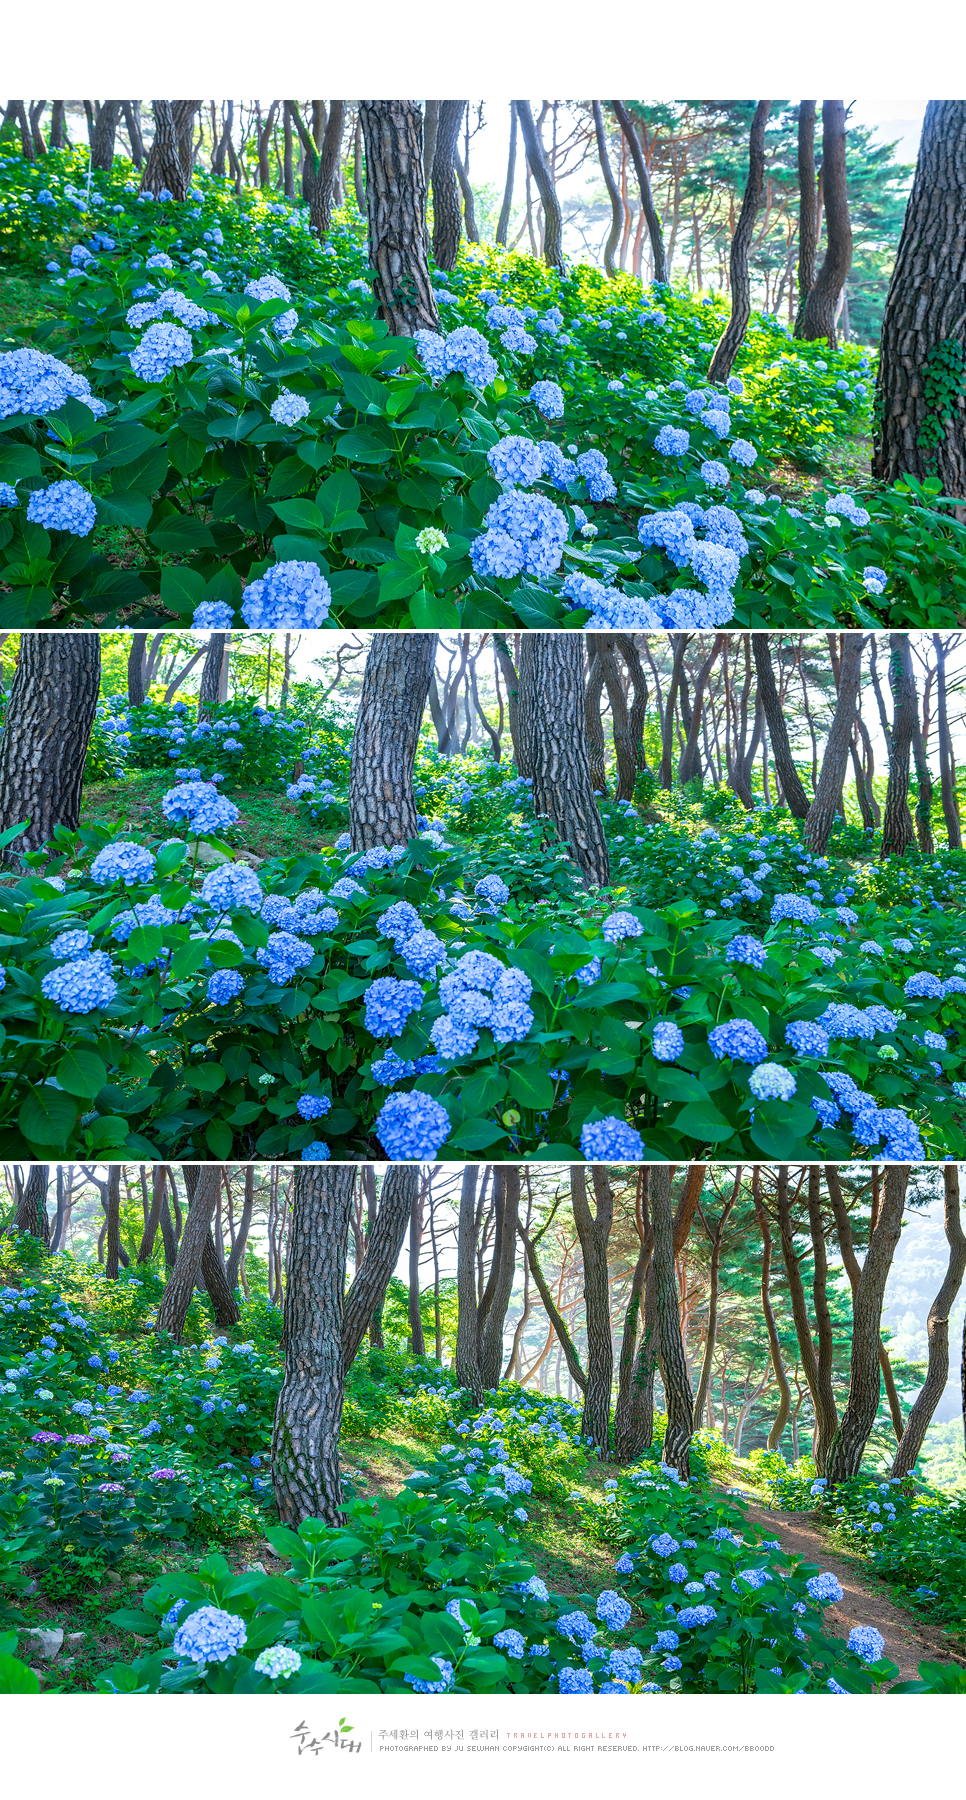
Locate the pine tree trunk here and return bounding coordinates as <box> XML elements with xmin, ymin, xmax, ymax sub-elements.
<box><xmin>794</xmin><ymin>102</ymin><xmax>818</xmax><ymax>335</ymax></box>
<box><xmin>891</xmin><ymin>1166</ymin><xmax>966</xmax><ymax>1476</ymax></box>
<box><xmin>431</xmin><ymin>101</ymin><xmax>466</xmax><ymax>270</ymax></box>
<box><xmin>310</xmin><ymin>101</ymin><xmax>345</xmax><ymax>241</ymax></box>
<box><xmin>514</xmin><ymin>102</ymin><xmax>564</xmax><ymax>271</ymax></box>
<box><xmin>408</xmin><ymin>1185</ymin><xmax>425</xmax><ymax>1355</ymax></box>
<box><xmin>349</xmin><ymin>633</ymin><xmax>437</xmax><ymax>848</ymax></box>
<box><xmin>774</xmin><ymin>1162</ymin><xmax>834</xmax><ymax>1459</ymax></box>
<box><xmin>692</xmin><ymin>1172</ymin><xmax>739</xmax><ymax>1428</ymax></box>
<box><xmin>495</xmin><ymin>104</ymin><xmax>518</xmax><ymax>247</ymax></box>
<box><xmin>422</xmin><ymin>101</ymin><xmax>439</xmax><ymax>211</ymax></box>
<box><xmin>478</xmin><ymin>1166</ymin><xmax>520</xmax><ymax>1389</ymax></box>
<box><xmin>49</xmin><ymin>101</ymin><xmax>68</xmax><ymax>150</ymax></box>
<box><xmin>751</xmin><ymin>1176</ymin><xmax>790</xmax><ymax>1449</ymax></box>
<box><xmin>881</xmin><ymin>633</ymin><xmax>918</xmax><ymax>858</ymax></box>
<box><xmin>611</xmin><ymin>102</ymin><xmax>667</xmax><ymax>283</ymax></box>
<box><xmin>571</xmin><ymin>1166</ymin><xmax>614</xmax><ymax>1457</ymax></box>
<box><xmin>0</xmin><ymin>635</ymin><xmax>100</xmax><ymax>866</ymax></box>
<box><xmin>807</xmin><ymin>1166</ymin><xmax>839</xmax><ymax>1472</ymax></box>
<box><xmin>614</xmin><ymin>1221</ymin><xmax>652</xmax><ymax>1446</ymax></box>
<box><xmin>271</xmin><ymin>1166</ymin><xmax>355</xmax><ymax>1525</ymax></box>
<box><xmin>141</xmin><ymin>101</ymin><xmax>199</xmax><ymax>200</ymax></box>
<box><xmin>197</xmin><ymin>632</ymin><xmax>226</xmax><ymax>718</ymax></box>
<box><xmin>342</xmin><ymin>1166</ymin><xmax>418</xmax><ymax>1369</ymax></box>
<box><xmin>874</xmin><ymin>102</ymin><xmax>966</xmax><ymax>493</ymax></box>
<box><xmin>104</xmin><ymin>1165</ymin><xmax>122</xmax><ymax>1279</ymax></box>
<box><xmin>826</xmin><ymin>1166</ymin><xmax>909</xmax><ymax>1484</ymax></box>
<box><xmin>651</xmin><ymin>1165</ymin><xmax>694</xmax><ymax>1476</ymax></box>
<box><xmin>137</xmin><ymin>1165</ymin><xmax>167</xmax><ymax>1264</ymax></box>
<box><xmin>455</xmin><ymin>1165</ymin><xmax>484</xmax><ymax>1399</ymax></box>
<box><xmin>678</xmin><ymin>633</ymin><xmax>726</xmax><ymax>785</ymax></box>
<box><xmin>584</xmin><ymin>644</ymin><xmax>609</xmax><ymax>795</ymax></box>
<box><xmin>201</xmin><ymin>1230</ymin><xmax>241</xmax><ymax>1326</ymax></box>
<box><xmin>225</xmin><ymin>1166</ymin><xmax>255</xmax><ymax>1293</ymax></box>
<box><xmin>708</xmin><ymin>102</ymin><xmax>770</xmax><ymax>383</ymax></box>
<box><xmin>593</xmin><ymin>102</ymin><xmax>623</xmax><ymax>278</ymax></box>
<box><xmin>933</xmin><ymin>633</ymin><xmax>962</xmax><ymax>847</ymax></box>
<box><xmin>519</xmin><ymin>634</ymin><xmax>610</xmax><ymax>886</ymax></box>
<box><xmin>799</xmin><ymin>103</ymin><xmax>853</xmax><ymax>347</ymax></box>
<box><xmin>154</xmin><ymin>1165</ymin><xmax>221</xmax><ymax>1342</ymax></box>
<box><xmin>13</xmin><ymin>1164</ymin><xmax>50</xmax><ymax>1244</ymax></box>
<box><xmin>358</xmin><ymin>102</ymin><xmax>441</xmax><ymax>335</ymax></box>
<box><xmin>803</xmin><ymin>632</ymin><xmax>863</xmax><ymax>853</ymax></box>
<box><xmin>825</xmin><ymin>1165</ymin><xmax>904</xmax><ymax>1439</ymax></box>
<box><xmin>127</xmin><ymin>633</ymin><xmax>147</xmax><ymax>707</ymax></box>
<box><xmin>454</xmin><ymin>151</ymin><xmax>479</xmax><ymax>244</ymax></box>
<box><xmin>517</xmin><ymin>1217</ymin><xmax>587</xmax><ymax>1394</ymax></box>
<box><xmin>91</xmin><ymin>102</ymin><xmax>122</xmax><ymax>170</ymax></box>
<box><xmin>751</xmin><ymin>634</ymin><xmax>811</xmax><ymax>817</ymax></box>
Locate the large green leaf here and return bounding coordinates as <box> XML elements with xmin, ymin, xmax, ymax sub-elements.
<box><xmin>55</xmin><ymin>1047</ymin><xmax>108</xmax><ymax>1101</ymax></box>
<box><xmin>18</xmin><ymin>1086</ymin><xmax>80</xmax><ymax>1148</ymax></box>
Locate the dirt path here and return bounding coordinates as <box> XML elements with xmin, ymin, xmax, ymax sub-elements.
<box><xmin>724</xmin><ymin>1481</ymin><xmax>965</xmax><ymax>1684</ymax></box>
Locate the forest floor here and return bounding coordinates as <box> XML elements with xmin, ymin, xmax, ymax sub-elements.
<box><xmin>722</xmin><ymin>1476</ymin><xmax>966</xmax><ymax>1685</ymax></box>
<box><xmin>81</xmin><ymin>770</ymin><xmax>335</xmax><ymax>863</ymax></box>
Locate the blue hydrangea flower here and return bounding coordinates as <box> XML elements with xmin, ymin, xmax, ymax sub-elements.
<box><xmin>162</xmin><ymin>782</ymin><xmax>240</xmax><ymax>836</ymax></box>
<box><xmin>602</xmin><ymin>910</ymin><xmax>643</xmax><ymax>943</ymax></box>
<box><xmin>129</xmin><ymin>321</ymin><xmax>193</xmax><ymax>382</ymax></box>
<box><xmin>676</xmin><ymin>1604</ymin><xmax>717</xmax><ymax>1627</ymax></box>
<box><xmin>0</xmin><ymin>346</ymin><xmax>106</xmax><ymax>420</ymax></box>
<box><xmin>270</xmin><ymin>389</ymin><xmax>311</xmax><ymax>426</ymax></box>
<box><xmin>806</xmin><ymin>1572</ymin><xmax>843</xmax><ymax>1604</ymax></box>
<box><xmin>51</xmin><ymin>928</ymin><xmax>93</xmax><ymax>960</ymax></box>
<box><xmin>296</xmin><ymin>1093</ymin><xmax>332</xmax><ymax>1121</ymax></box>
<box><xmin>201</xmin><ymin>863</ymin><xmax>263</xmax><ymax>914</ymax></box>
<box><xmin>475</xmin><ymin>873</ymin><xmax>510</xmax><ymax>907</ymax></box>
<box><xmin>748</xmin><ymin>1062</ymin><xmax>797</xmax><ymax>1102</ymax></box>
<box><xmin>847</xmin><ymin>1625</ymin><xmax>885</xmax><ymax>1663</ymax></box>
<box><xmin>400</xmin><ymin>929</ymin><xmax>447</xmax><ymax>979</ymax></box>
<box><xmin>905</xmin><ymin>971</ymin><xmax>943</xmax><ymax>999</ymax></box>
<box><xmin>471</xmin><ymin>490</ymin><xmax>568</xmax><ymax>581</ymax></box>
<box><xmin>487</xmin><ymin>434</ymin><xmax>544</xmax><ymax>486</ymax></box>
<box><xmin>41</xmin><ymin>954</ymin><xmax>117</xmax><ymax>1014</ymax></box>
<box><xmin>557</xmin><ymin>1610</ymin><xmax>596</xmax><ymax>1642</ymax></box>
<box><xmin>26</xmin><ymin>480</ymin><xmax>96</xmax><ymax>535</ymax></box>
<box><xmin>596</xmin><ymin>1590</ymin><xmax>632</xmax><ymax>1630</ymax></box>
<box><xmin>301</xmin><ymin>1142</ymin><xmax>331</xmax><ymax>1161</ymax></box>
<box><xmin>415</xmin><ymin>325</ymin><xmax>497</xmax><ymax>389</ymax></box>
<box><xmin>207</xmin><ymin>968</ymin><xmax>245</xmax><ymax>1004</ymax></box>
<box><xmin>725</xmin><ymin>934</ymin><xmax>766</xmax><ymax>970</ymax></box>
<box><xmin>576</xmin><ymin>449</ymin><xmax>617</xmax><ymax>501</ymax></box>
<box><xmin>404</xmin><ymin>1654</ymin><xmax>454</xmax><ymax>1693</ymax></box>
<box><xmin>655</xmin><ymin>425</ymin><xmax>689</xmax><ymax>456</ymax></box>
<box><xmin>652</xmin><ymin>1021</ymin><xmax>685</xmax><ymax>1062</ymax></box>
<box><xmin>528</xmin><ymin>379</ymin><xmax>564</xmax><ymax>418</ymax></box>
<box><xmin>256</xmin><ymin>931</ymin><xmax>315</xmax><ymax>983</ymax></box>
<box><xmin>708</xmin><ymin>1019</ymin><xmax>768</xmax><ymax>1062</ymax></box>
<box><xmin>785</xmin><ymin>1019</ymin><xmax>830</xmax><ymax>1057</ymax></box>
<box><xmin>729</xmin><ymin>438</ymin><xmax>758</xmax><ymax>466</ymax></box>
<box><xmin>700</xmin><ymin>459</ymin><xmax>730</xmax><ymax>487</ymax></box>
<box><xmin>558</xmin><ymin>1667</ymin><xmax>594</xmax><ymax>1693</ymax></box>
<box><xmin>172</xmin><ymin>1606</ymin><xmax>247</xmax><ymax>1665</ymax></box>
<box><xmin>580</xmin><ymin>1117</ymin><xmax>645</xmax><ymax>1161</ymax></box>
<box><xmin>253</xmin><ymin>1645</ymin><xmax>301</xmax><ymax>1679</ymax></box>
<box><xmin>493</xmin><ymin>1628</ymin><xmax>526</xmax><ymax>1658</ymax></box>
<box><xmin>192</xmin><ymin>601</ymin><xmax>235</xmax><ymax>630</ymax></box>
<box><xmin>241</xmin><ymin>560</ymin><xmax>331</xmax><ymax>629</ymax></box>
<box><xmin>770</xmin><ymin>893</ymin><xmax>821</xmax><ymax>925</ymax></box>
<box><xmin>364</xmin><ymin>977</ymin><xmax>424</xmax><ymax>1037</ymax></box>
<box><xmin>375</xmin><ymin>1091</ymin><xmax>451</xmax><ymax>1160</ymax></box>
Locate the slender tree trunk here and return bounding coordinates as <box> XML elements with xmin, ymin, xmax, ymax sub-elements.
<box><xmin>890</xmin><ymin>1166</ymin><xmax>966</xmax><ymax>1476</ymax></box>
<box><xmin>455</xmin><ymin>1165</ymin><xmax>484</xmax><ymax>1400</ymax></box>
<box><xmin>154</xmin><ymin>1166</ymin><xmax>221</xmax><ymax>1342</ymax></box>
<box><xmin>794</xmin><ymin>102</ymin><xmax>818</xmax><ymax>334</ymax></box>
<box><xmin>517</xmin><ymin>1217</ymin><xmax>587</xmax><ymax>1394</ymax></box>
<box><xmin>422</xmin><ymin>100</ymin><xmax>439</xmax><ymax>205</ymax></box>
<box><xmin>614</xmin><ymin>1175</ymin><xmax>652</xmax><ymax>1448</ymax></box>
<box><xmin>13</xmin><ymin>1164</ymin><xmax>50</xmax><ymax>1244</ymax></box>
<box><xmin>678</xmin><ymin>634</ymin><xmax>727</xmax><ymax>786</ymax></box>
<box><xmin>349</xmin><ymin>633</ymin><xmax>438</xmax><ymax>848</ymax></box>
<box><xmin>881</xmin><ymin>633</ymin><xmax>918</xmax><ymax>858</ymax></box>
<box><xmin>478</xmin><ymin>1167</ymin><xmax>520</xmax><ymax>1389</ymax></box>
<box><xmin>933</xmin><ymin>635</ymin><xmax>962</xmax><ymax>847</ymax></box>
<box><xmin>271</xmin><ymin>1166</ymin><xmax>355</xmax><ymax>1525</ymax></box>
<box><xmin>519</xmin><ymin>634</ymin><xmax>610</xmax><ymax>886</ymax></box>
<box><xmin>127</xmin><ymin>633</ymin><xmax>147</xmax><ymax>708</ymax></box>
<box><xmin>571</xmin><ymin>1166</ymin><xmax>615</xmax><ymax>1457</ymax></box>
<box><xmin>90</xmin><ymin>101</ymin><xmax>122</xmax><ymax>170</ymax></box>
<box><xmin>799</xmin><ymin>102</ymin><xmax>853</xmax><ymax>347</ymax></box>
<box><xmin>708</xmin><ymin>102</ymin><xmax>771</xmax><ymax>382</ymax></box>
<box><xmin>752</xmin><ymin>1172</ymin><xmax>791</xmax><ymax>1450</ymax></box>
<box><xmin>496</xmin><ymin>104</ymin><xmax>518</xmax><ymax>247</ymax></box>
<box><xmin>407</xmin><ymin>1184</ymin><xmax>425</xmax><ymax>1355</ymax></box>
<box><xmin>0</xmin><ymin>635</ymin><xmax>100</xmax><ymax>866</ymax></box>
<box><xmin>593</xmin><ymin>102</ymin><xmax>623</xmax><ymax>278</ymax></box>
<box><xmin>342</xmin><ymin>1166</ymin><xmax>418</xmax><ymax>1369</ymax></box>
<box><xmin>137</xmin><ymin>1165</ymin><xmax>167</xmax><ymax>1264</ymax></box>
<box><xmin>825</xmin><ymin>1165</ymin><xmax>904</xmax><ymax>1441</ymax></box>
<box><xmin>431</xmin><ymin>101</ymin><xmax>466</xmax><ymax>270</ymax></box>
<box><xmin>807</xmin><ymin>1166</ymin><xmax>839</xmax><ymax>1473</ymax></box>
<box><xmin>826</xmin><ymin>1166</ymin><xmax>909</xmax><ymax>1483</ymax></box>
<box><xmin>49</xmin><ymin>101</ymin><xmax>68</xmax><ymax>151</ymax></box>
<box><xmin>693</xmin><ymin>1172</ymin><xmax>740</xmax><ymax>1428</ymax></box>
<box><xmin>358</xmin><ymin>101</ymin><xmax>440</xmax><ymax>335</ymax></box>
<box><xmin>751</xmin><ymin>634</ymin><xmax>811</xmax><ymax>818</ymax></box>
<box><xmin>103</xmin><ymin>1165</ymin><xmax>122</xmax><ymax>1280</ymax></box>
<box><xmin>803</xmin><ymin>633</ymin><xmax>864</xmax><ymax>853</ymax></box>
<box><xmin>225</xmin><ymin>1167</ymin><xmax>255</xmax><ymax>1292</ymax></box>
<box><xmin>514</xmin><ymin>102</ymin><xmax>564</xmax><ymax>270</ymax></box>
<box><xmin>310</xmin><ymin>100</ymin><xmax>345</xmax><ymax>241</ymax></box>
<box><xmin>611</xmin><ymin>102</ymin><xmax>667</xmax><ymax>283</ymax></box>
<box><xmin>652</xmin><ymin>1166</ymin><xmax>694</xmax><ymax>1476</ymax></box>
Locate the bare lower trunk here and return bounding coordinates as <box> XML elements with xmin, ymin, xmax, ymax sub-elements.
<box><xmin>342</xmin><ymin>1167</ymin><xmax>418</xmax><ymax>1369</ymax></box>
<box><xmin>0</xmin><ymin>635</ymin><xmax>100</xmax><ymax>865</ymax></box>
<box><xmin>571</xmin><ymin>1166</ymin><xmax>614</xmax><ymax>1457</ymax></box>
<box><xmin>826</xmin><ymin>1166</ymin><xmax>909</xmax><ymax>1483</ymax></box>
<box><xmin>803</xmin><ymin>633</ymin><xmax>863</xmax><ymax>854</ymax></box>
<box><xmin>611</xmin><ymin>101</ymin><xmax>667</xmax><ymax>283</ymax></box>
<box><xmin>455</xmin><ymin>1165</ymin><xmax>484</xmax><ymax>1400</ymax></box>
<box><xmin>431</xmin><ymin>100</ymin><xmax>466</xmax><ymax>270</ymax></box>
<box><xmin>708</xmin><ymin>102</ymin><xmax>770</xmax><ymax>383</ymax></box>
<box><xmin>514</xmin><ymin>102</ymin><xmax>564</xmax><ymax>270</ymax></box>
<box><xmin>794</xmin><ymin>102</ymin><xmax>818</xmax><ymax>334</ymax></box>
<box><xmin>798</xmin><ymin>102</ymin><xmax>853</xmax><ymax>348</ymax></box>
<box><xmin>359</xmin><ymin>101</ymin><xmax>440</xmax><ymax>335</ymax></box>
<box><xmin>520</xmin><ymin>634</ymin><xmax>610</xmax><ymax>886</ymax></box>
<box><xmin>154</xmin><ymin>1166</ymin><xmax>221</xmax><ymax>1342</ymax></box>
<box><xmin>891</xmin><ymin>1167</ymin><xmax>966</xmax><ymax>1476</ymax></box>
<box><xmin>752</xmin><ymin>634</ymin><xmax>811</xmax><ymax>818</ymax></box>
<box><xmin>349</xmin><ymin>634</ymin><xmax>438</xmax><ymax>848</ymax></box>
<box><xmin>651</xmin><ymin>1166</ymin><xmax>694</xmax><ymax>1476</ymax></box>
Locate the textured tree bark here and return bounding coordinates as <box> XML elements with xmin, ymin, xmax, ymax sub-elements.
<box><xmin>201</xmin><ymin>1230</ymin><xmax>241</xmax><ymax>1326</ymax></box>
<box><xmin>13</xmin><ymin>1164</ymin><xmax>50</xmax><ymax>1244</ymax></box>
<box><xmin>874</xmin><ymin>103</ymin><xmax>966</xmax><ymax>493</ymax></box>
<box><xmin>349</xmin><ymin>633</ymin><xmax>437</xmax><ymax>848</ymax></box>
<box><xmin>826</xmin><ymin>1165</ymin><xmax>908</xmax><ymax>1483</ymax></box>
<box><xmin>584</xmin><ymin>644</ymin><xmax>608</xmax><ymax>795</ymax></box>
<box><xmin>454</xmin><ymin>151</ymin><xmax>479</xmax><ymax>244</ymax></box>
<box><xmin>141</xmin><ymin>102</ymin><xmax>201</xmax><ymax>200</ymax></box>
<box><xmin>591</xmin><ymin>634</ymin><xmax>645</xmax><ymax>799</ymax></box>
<box><xmin>0</xmin><ymin>635</ymin><xmax>100</xmax><ymax>866</ymax></box>
<box><xmin>593</xmin><ymin>102</ymin><xmax>623</xmax><ymax>278</ymax></box>
<box><xmin>310</xmin><ymin>101</ymin><xmax>346</xmax><ymax>242</ymax></box>
<box><xmin>807</xmin><ymin>1165</ymin><xmax>839</xmax><ymax>1472</ymax></box>
<box><xmin>48</xmin><ymin>101</ymin><xmax>68</xmax><ymax>150</ymax></box>
<box><xmin>517</xmin><ymin>1216</ymin><xmax>587</xmax><ymax>1393</ymax></box>
<box><xmin>104</xmin><ymin>1165</ymin><xmax>122</xmax><ymax>1280</ymax></box>
<box><xmin>933</xmin><ymin>634</ymin><xmax>962</xmax><ymax>848</ymax></box>
<box><xmin>708</xmin><ymin>102</ymin><xmax>770</xmax><ymax>383</ymax></box>
<box><xmin>774</xmin><ymin>1164</ymin><xmax>830</xmax><ymax>1452</ymax></box>
<box><xmin>799</xmin><ymin>103</ymin><xmax>853</xmax><ymax>347</ymax></box>
<box><xmin>342</xmin><ymin>1166</ymin><xmax>417</xmax><ymax>1369</ymax></box>
<box><xmin>659</xmin><ymin>634</ymin><xmax>690</xmax><ymax>789</ymax></box>
<box><xmin>881</xmin><ymin>633</ymin><xmax>918</xmax><ymax>858</ymax></box>
<box><xmin>611</xmin><ymin>102</ymin><xmax>667</xmax><ymax>283</ymax></box>
<box><xmin>824</xmin><ymin>1165</ymin><xmax>903</xmax><ymax>1439</ymax></box>
<box><xmin>750</xmin><ymin>1175</ymin><xmax>789</xmax><ymax>1450</ymax></box>
<box><xmin>358</xmin><ymin>102</ymin><xmax>441</xmax><ymax>335</ymax></box>
<box><xmin>455</xmin><ymin>1165</ymin><xmax>484</xmax><ymax>1400</ymax></box>
<box><xmin>614</xmin><ymin>1175</ymin><xmax>652</xmax><ymax>1450</ymax></box>
<box><xmin>197</xmin><ymin>632</ymin><xmax>226</xmax><ymax>718</ymax></box>
<box><xmin>407</xmin><ymin>1184</ymin><xmax>425</xmax><ymax>1355</ymax></box>
<box><xmin>271</xmin><ymin>1166</ymin><xmax>355</xmax><ymax>1526</ymax></box>
<box><xmin>478</xmin><ymin>1166</ymin><xmax>520</xmax><ymax>1389</ymax></box>
<box><xmin>493</xmin><ymin>635</ymin><xmax>521</xmax><ymax>767</ymax></box>
<box><xmin>127</xmin><ymin>633</ymin><xmax>147</xmax><ymax>708</ymax></box>
<box><xmin>678</xmin><ymin>633</ymin><xmax>727</xmax><ymax>785</ymax></box>
<box><xmin>431</xmin><ymin>101</ymin><xmax>466</xmax><ymax>270</ymax></box>
<box><xmin>422</xmin><ymin>101</ymin><xmax>439</xmax><ymax>200</ymax></box>
<box><xmin>891</xmin><ymin>1166</ymin><xmax>966</xmax><ymax>1476</ymax></box>
<box><xmin>153</xmin><ymin>1165</ymin><xmax>221</xmax><ymax>1342</ymax></box>
<box><xmin>519</xmin><ymin>634</ymin><xmax>610</xmax><ymax>886</ymax></box>
<box><xmin>91</xmin><ymin>102</ymin><xmax>122</xmax><ymax>170</ymax></box>
<box><xmin>496</xmin><ymin>104</ymin><xmax>518</xmax><ymax>247</ymax></box>
<box><xmin>803</xmin><ymin>633</ymin><xmax>863</xmax><ymax>853</ymax></box>
<box><xmin>137</xmin><ymin>1165</ymin><xmax>167</xmax><ymax>1264</ymax></box>
<box><xmin>571</xmin><ymin>1166</ymin><xmax>615</xmax><ymax>1457</ymax></box>
<box><xmin>794</xmin><ymin>102</ymin><xmax>818</xmax><ymax>335</ymax></box>
<box><xmin>651</xmin><ymin>1165</ymin><xmax>694</xmax><ymax>1476</ymax></box>
<box><xmin>751</xmin><ymin>634</ymin><xmax>811</xmax><ymax>818</ymax></box>
<box><xmin>514</xmin><ymin>102</ymin><xmax>564</xmax><ymax>270</ymax></box>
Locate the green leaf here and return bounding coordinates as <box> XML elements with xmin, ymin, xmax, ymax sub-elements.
<box><xmin>409</xmin><ymin>588</ymin><xmax>461</xmax><ymax>628</ymax></box>
<box><xmin>159</xmin><ymin>564</ymin><xmax>207</xmax><ymax>614</ymax></box>
<box><xmin>107</xmin><ymin>1608</ymin><xmax>158</xmax><ymax>1634</ymax></box>
<box><xmin>0</xmin><ymin>1653</ymin><xmax>41</xmax><ymax>1693</ymax></box>
<box><xmin>96</xmin><ymin>491</ymin><xmax>153</xmax><ymax>530</ymax></box>
<box><xmin>188</xmin><ymin>1065</ymin><xmax>227</xmax><ymax>1093</ymax></box>
<box><xmin>206</xmin><ymin>1119</ymin><xmax>234</xmax><ymax>1159</ymax></box>
<box><xmin>671</xmin><ymin>1099</ymin><xmax>736</xmax><ymax>1144</ymax></box>
<box><xmin>18</xmin><ymin>1086</ymin><xmax>80</xmax><ymax>1149</ymax></box>
<box><xmin>506</xmin><ymin>1065</ymin><xmax>557</xmax><ymax>1111</ymax></box>
<box><xmin>269</xmin><ymin>498</ymin><xmax>326</xmax><ymax>534</ymax></box>
<box><xmin>149</xmin><ymin>516</ymin><xmax>216</xmax><ymax>554</ymax></box>
<box><xmin>336</xmin><ymin>425</ymin><xmax>392</xmax><ymax>463</ymax></box>
<box><xmin>55</xmin><ymin>1047</ymin><xmax>108</xmax><ymax>1101</ymax></box>
<box><xmin>448</xmin><ymin>1120</ymin><xmax>508</xmax><ymax>1151</ymax></box>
